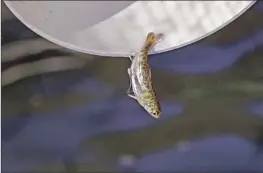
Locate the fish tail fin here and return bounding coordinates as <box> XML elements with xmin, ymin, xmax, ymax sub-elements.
<box><xmin>142</xmin><ymin>32</ymin><xmax>164</xmax><ymax>51</ymax></box>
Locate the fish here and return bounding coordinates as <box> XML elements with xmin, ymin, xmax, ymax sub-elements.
<box><xmin>127</xmin><ymin>32</ymin><xmax>164</xmax><ymax>119</ymax></box>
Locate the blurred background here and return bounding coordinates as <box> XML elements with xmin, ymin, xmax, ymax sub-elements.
<box><xmin>2</xmin><ymin>1</ymin><xmax>263</xmax><ymax>173</ymax></box>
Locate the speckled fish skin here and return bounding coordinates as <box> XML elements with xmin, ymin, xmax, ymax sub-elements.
<box><xmin>127</xmin><ymin>32</ymin><xmax>164</xmax><ymax>119</ymax></box>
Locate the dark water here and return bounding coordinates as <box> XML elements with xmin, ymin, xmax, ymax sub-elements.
<box><xmin>2</xmin><ymin>2</ymin><xmax>263</xmax><ymax>173</ymax></box>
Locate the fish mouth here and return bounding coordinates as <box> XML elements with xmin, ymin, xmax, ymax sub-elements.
<box><xmin>151</xmin><ymin>113</ymin><xmax>162</xmax><ymax>119</ymax></box>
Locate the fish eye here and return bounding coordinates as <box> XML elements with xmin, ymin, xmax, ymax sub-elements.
<box><xmin>152</xmin><ymin>111</ymin><xmax>158</xmax><ymax>116</ymax></box>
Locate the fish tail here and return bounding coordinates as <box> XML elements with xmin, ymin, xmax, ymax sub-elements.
<box><xmin>142</xmin><ymin>32</ymin><xmax>164</xmax><ymax>52</ymax></box>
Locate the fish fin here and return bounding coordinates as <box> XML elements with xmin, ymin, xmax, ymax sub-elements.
<box><xmin>142</xmin><ymin>32</ymin><xmax>164</xmax><ymax>53</ymax></box>
<box><xmin>155</xmin><ymin>33</ymin><xmax>164</xmax><ymax>44</ymax></box>
<box><xmin>127</xmin><ymin>68</ymin><xmax>136</xmax><ymax>99</ymax></box>
<box><xmin>126</xmin><ymin>87</ymin><xmax>136</xmax><ymax>99</ymax></box>
<box><xmin>127</xmin><ymin>93</ymin><xmax>136</xmax><ymax>99</ymax></box>
<box><xmin>128</xmin><ymin>56</ymin><xmax>134</xmax><ymax>61</ymax></box>
<box><xmin>128</xmin><ymin>53</ymin><xmax>136</xmax><ymax>61</ymax></box>
<box><xmin>149</xmin><ymin>33</ymin><xmax>164</xmax><ymax>54</ymax></box>
<box><xmin>127</xmin><ymin>68</ymin><xmax>131</xmax><ymax>75</ymax></box>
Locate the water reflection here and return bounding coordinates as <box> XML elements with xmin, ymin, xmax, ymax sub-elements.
<box><xmin>247</xmin><ymin>100</ymin><xmax>263</xmax><ymax>118</ymax></box>
<box><xmin>150</xmin><ymin>31</ymin><xmax>263</xmax><ymax>74</ymax></box>
<box><xmin>254</xmin><ymin>126</ymin><xmax>263</xmax><ymax>157</ymax></box>
<box><xmin>256</xmin><ymin>1</ymin><xmax>263</xmax><ymax>12</ymax></box>
<box><xmin>2</xmin><ymin>79</ymin><xmax>183</xmax><ymax>172</ymax></box>
<box><xmin>137</xmin><ymin>135</ymin><xmax>261</xmax><ymax>172</ymax></box>
<box><xmin>2</xmin><ymin>112</ymin><xmax>31</xmax><ymax>142</ymax></box>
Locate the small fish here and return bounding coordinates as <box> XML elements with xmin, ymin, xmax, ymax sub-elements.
<box><xmin>127</xmin><ymin>32</ymin><xmax>164</xmax><ymax>119</ymax></box>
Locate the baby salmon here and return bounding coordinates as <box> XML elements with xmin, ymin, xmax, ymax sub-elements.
<box><xmin>127</xmin><ymin>32</ymin><xmax>164</xmax><ymax>119</ymax></box>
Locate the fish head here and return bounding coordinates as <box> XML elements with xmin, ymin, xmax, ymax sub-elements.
<box><xmin>140</xmin><ymin>99</ymin><xmax>162</xmax><ymax>119</ymax></box>
<box><xmin>149</xmin><ymin>107</ymin><xmax>162</xmax><ymax>119</ymax></box>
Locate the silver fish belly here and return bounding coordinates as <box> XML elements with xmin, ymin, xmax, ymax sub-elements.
<box><xmin>128</xmin><ymin>53</ymin><xmax>147</xmax><ymax>100</ymax></box>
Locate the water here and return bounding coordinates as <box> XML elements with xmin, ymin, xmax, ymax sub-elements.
<box><xmin>2</xmin><ymin>1</ymin><xmax>263</xmax><ymax>172</ymax></box>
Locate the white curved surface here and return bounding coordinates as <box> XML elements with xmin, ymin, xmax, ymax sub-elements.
<box><xmin>5</xmin><ymin>1</ymin><xmax>255</xmax><ymax>57</ymax></box>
